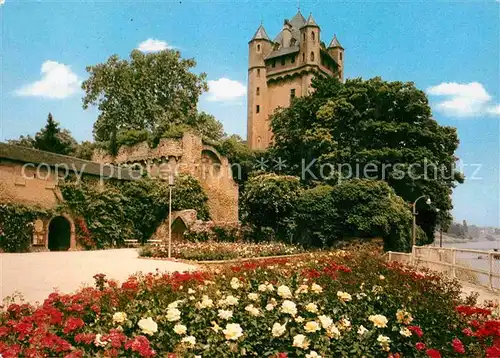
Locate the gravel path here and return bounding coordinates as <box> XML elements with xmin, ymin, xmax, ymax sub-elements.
<box><xmin>0</xmin><ymin>249</ymin><xmax>197</xmax><ymax>304</ymax></box>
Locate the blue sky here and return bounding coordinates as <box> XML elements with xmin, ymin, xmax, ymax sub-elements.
<box><xmin>0</xmin><ymin>0</ymin><xmax>499</xmax><ymax>227</ymax></box>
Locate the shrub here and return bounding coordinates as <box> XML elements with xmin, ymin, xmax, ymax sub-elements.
<box><xmin>59</xmin><ymin>175</ymin><xmax>210</xmax><ymax>248</ymax></box>
<box><xmin>294</xmin><ymin>185</ymin><xmax>338</xmax><ymax>247</ymax></box>
<box><xmin>0</xmin><ymin>204</ymin><xmax>52</xmax><ymax>253</ymax></box>
<box><xmin>116</xmin><ymin>129</ymin><xmax>149</xmax><ymax>147</ymax></box>
<box><xmin>241</xmin><ymin>173</ymin><xmax>302</xmax><ymax>242</ymax></box>
<box><xmin>328</xmin><ymin>179</ymin><xmax>413</xmax><ymax>252</ymax></box>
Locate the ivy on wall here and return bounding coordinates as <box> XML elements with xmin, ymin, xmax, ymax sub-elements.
<box><xmin>59</xmin><ymin>174</ymin><xmax>209</xmax><ymax>248</ymax></box>
<box><xmin>0</xmin><ymin>204</ymin><xmax>52</xmax><ymax>253</ymax></box>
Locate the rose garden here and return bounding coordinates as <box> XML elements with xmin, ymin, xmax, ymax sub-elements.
<box><xmin>1</xmin><ymin>49</ymin><xmax>499</xmax><ymax>357</ymax></box>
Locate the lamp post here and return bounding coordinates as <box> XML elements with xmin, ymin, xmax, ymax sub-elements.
<box><xmin>168</xmin><ymin>173</ymin><xmax>175</xmax><ymax>259</ymax></box>
<box><xmin>435</xmin><ymin>208</ymin><xmax>443</xmax><ymax>248</ymax></box>
<box><xmin>412</xmin><ymin>195</ymin><xmax>431</xmax><ymax>247</ymax></box>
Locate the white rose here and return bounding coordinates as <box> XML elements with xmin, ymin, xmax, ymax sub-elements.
<box><xmin>311</xmin><ymin>283</ymin><xmax>323</xmax><ymax>293</ymax></box>
<box><xmin>230</xmin><ymin>277</ymin><xmax>242</xmax><ymax>290</ymax></box>
<box><xmin>224</xmin><ymin>295</ymin><xmax>239</xmax><ymax>306</ymax></box>
<box><xmin>94</xmin><ymin>333</ymin><xmax>107</xmax><ymax>347</ymax></box>
<box><xmin>306</xmin><ymin>351</ymin><xmax>322</xmax><ymax>358</ymax></box>
<box><xmin>305</xmin><ymin>303</ymin><xmax>318</xmax><ymax>313</ymax></box>
<box><xmin>168</xmin><ymin>300</ymin><xmax>183</xmax><ymax>309</ymax></box>
<box><xmin>173</xmin><ymin>324</ymin><xmax>187</xmax><ymax>335</ymax></box>
<box><xmin>181</xmin><ymin>335</ymin><xmax>196</xmax><ymax>347</ymax></box>
<box><xmin>326</xmin><ymin>325</ymin><xmax>341</xmax><ymax>339</ymax></box>
<box><xmin>265</xmin><ymin>303</ymin><xmax>275</xmax><ymax>311</ymax></box>
<box><xmin>245</xmin><ymin>304</ymin><xmax>260</xmax><ymax>317</ymax></box>
<box><xmin>166</xmin><ymin>308</ymin><xmax>181</xmax><ymax>322</ymax></box>
<box><xmin>304</xmin><ymin>321</ymin><xmax>320</xmax><ymax>333</ymax></box>
<box><xmin>223</xmin><ymin>323</ymin><xmax>243</xmax><ymax>341</ymax></box>
<box><xmin>277</xmin><ymin>285</ymin><xmax>293</xmax><ymax>298</ymax></box>
<box><xmin>399</xmin><ymin>327</ymin><xmax>411</xmax><ymax>337</ymax></box>
<box><xmin>280</xmin><ymin>300</ymin><xmax>297</xmax><ymax>316</ymax></box>
<box><xmin>218</xmin><ymin>309</ymin><xmax>233</xmax><ymax>320</ymax></box>
<box><xmin>318</xmin><ymin>315</ymin><xmax>333</xmax><ymax>329</ymax></box>
<box><xmin>337</xmin><ymin>291</ymin><xmax>352</xmax><ymax>302</ymax></box>
<box><xmin>369</xmin><ymin>314</ymin><xmax>388</xmax><ymax>328</ymax></box>
<box><xmin>112</xmin><ymin>312</ymin><xmax>127</xmax><ymax>325</ymax></box>
<box><xmin>137</xmin><ymin>317</ymin><xmax>158</xmax><ymax>335</ymax></box>
<box><xmin>357</xmin><ymin>325</ymin><xmax>368</xmax><ymax>336</ymax></box>
<box><xmin>292</xmin><ymin>334</ymin><xmax>310</xmax><ymax>349</ymax></box>
<box><xmin>271</xmin><ymin>322</ymin><xmax>287</xmax><ymax>337</ymax></box>
<box><xmin>248</xmin><ymin>293</ymin><xmax>259</xmax><ymax>301</ymax></box>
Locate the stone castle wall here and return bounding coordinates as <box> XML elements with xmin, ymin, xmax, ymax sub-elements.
<box><xmin>92</xmin><ymin>132</ymin><xmax>239</xmax><ymax>223</ymax></box>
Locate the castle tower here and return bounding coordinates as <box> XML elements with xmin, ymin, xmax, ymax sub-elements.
<box><xmin>298</xmin><ymin>14</ymin><xmax>321</xmax><ymax>95</ymax></box>
<box><xmin>247</xmin><ymin>11</ymin><xmax>345</xmax><ymax>150</ymax></box>
<box><xmin>328</xmin><ymin>35</ymin><xmax>344</xmax><ymax>81</ymax></box>
<box><xmin>247</xmin><ymin>24</ymin><xmax>273</xmax><ymax>149</ymax></box>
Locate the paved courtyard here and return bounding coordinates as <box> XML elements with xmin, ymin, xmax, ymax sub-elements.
<box><xmin>0</xmin><ymin>249</ymin><xmax>197</xmax><ymax>304</ymax></box>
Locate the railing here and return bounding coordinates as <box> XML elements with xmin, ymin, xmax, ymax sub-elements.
<box><xmin>387</xmin><ymin>246</ymin><xmax>500</xmax><ymax>292</ymax></box>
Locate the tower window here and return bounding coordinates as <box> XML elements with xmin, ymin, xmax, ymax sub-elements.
<box><xmin>302</xmin><ymin>53</ymin><xmax>305</xmax><ymax>62</ymax></box>
<box><xmin>290</xmin><ymin>88</ymin><xmax>296</xmax><ymax>100</ymax></box>
<box><xmin>311</xmin><ymin>32</ymin><xmax>315</xmax><ymax>41</ymax></box>
<box><xmin>256</xmin><ymin>105</ymin><xmax>260</xmax><ymax>113</ymax></box>
<box><xmin>257</xmin><ymin>68</ymin><xmax>260</xmax><ymax>77</ymax></box>
<box><xmin>256</xmin><ymin>87</ymin><xmax>260</xmax><ymax>95</ymax></box>
<box><xmin>291</xmin><ymin>55</ymin><xmax>295</xmax><ymax>63</ymax></box>
<box><xmin>281</xmin><ymin>57</ymin><xmax>286</xmax><ymax>66</ymax></box>
<box><xmin>340</xmin><ymin>52</ymin><xmax>343</xmax><ymax>61</ymax></box>
<box><xmin>272</xmin><ymin>60</ymin><xmax>276</xmax><ymax>68</ymax></box>
<box><xmin>303</xmin><ymin>33</ymin><xmax>306</xmax><ymax>41</ymax></box>
<box><xmin>310</xmin><ymin>51</ymin><xmax>315</xmax><ymax>61</ymax></box>
<box><xmin>257</xmin><ymin>44</ymin><xmax>261</xmax><ymax>52</ymax></box>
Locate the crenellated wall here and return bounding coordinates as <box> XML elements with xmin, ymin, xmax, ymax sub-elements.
<box><xmin>92</xmin><ymin>132</ymin><xmax>239</xmax><ymax>223</ymax></box>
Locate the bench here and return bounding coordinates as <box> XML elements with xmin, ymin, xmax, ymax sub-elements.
<box><xmin>123</xmin><ymin>239</ymin><xmax>163</xmax><ymax>247</ymax></box>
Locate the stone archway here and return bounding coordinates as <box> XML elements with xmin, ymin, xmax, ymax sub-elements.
<box><xmin>171</xmin><ymin>217</ymin><xmax>187</xmax><ymax>242</ymax></box>
<box><xmin>47</xmin><ymin>216</ymin><xmax>71</xmax><ymax>251</ymax></box>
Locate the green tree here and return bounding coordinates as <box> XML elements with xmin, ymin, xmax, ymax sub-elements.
<box><xmin>74</xmin><ymin>141</ymin><xmax>96</xmax><ymax>160</ymax></box>
<box><xmin>216</xmin><ymin>134</ymin><xmax>257</xmax><ymax>186</ymax></box>
<box><xmin>82</xmin><ymin>49</ymin><xmax>208</xmax><ymax>153</ymax></box>
<box><xmin>33</xmin><ymin>113</ymin><xmax>78</xmax><ymax>155</ymax></box>
<box><xmin>271</xmin><ymin>76</ymin><xmax>463</xmax><ymax>243</ymax></box>
<box><xmin>241</xmin><ymin>173</ymin><xmax>302</xmax><ymax>241</ymax></box>
<box><xmin>7</xmin><ymin>135</ymin><xmax>35</xmax><ymax>148</ymax></box>
<box><xmin>192</xmin><ymin>112</ymin><xmax>224</xmax><ymax>142</ymax></box>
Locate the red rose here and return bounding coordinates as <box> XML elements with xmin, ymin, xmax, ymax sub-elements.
<box><xmin>452</xmin><ymin>338</ymin><xmax>465</xmax><ymax>354</ymax></box>
<box><xmin>409</xmin><ymin>325</ymin><xmax>424</xmax><ymax>338</ymax></box>
<box><xmin>416</xmin><ymin>342</ymin><xmax>426</xmax><ymax>351</ymax></box>
<box><xmin>426</xmin><ymin>349</ymin><xmax>441</xmax><ymax>358</ymax></box>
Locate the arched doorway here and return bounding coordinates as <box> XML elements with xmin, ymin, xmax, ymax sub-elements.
<box><xmin>171</xmin><ymin>217</ymin><xmax>187</xmax><ymax>242</ymax></box>
<box><xmin>48</xmin><ymin>216</ymin><xmax>71</xmax><ymax>251</ymax></box>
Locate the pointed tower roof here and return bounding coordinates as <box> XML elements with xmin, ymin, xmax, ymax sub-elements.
<box><xmin>289</xmin><ymin>10</ymin><xmax>306</xmax><ymax>29</ymax></box>
<box><xmin>250</xmin><ymin>24</ymin><xmax>271</xmax><ymax>42</ymax></box>
<box><xmin>303</xmin><ymin>13</ymin><xmax>319</xmax><ymax>27</ymax></box>
<box><xmin>328</xmin><ymin>34</ymin><xmax>343</xmax><ymax>48</ymax></box>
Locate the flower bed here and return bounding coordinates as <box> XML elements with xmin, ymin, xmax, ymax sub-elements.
<box><xmin>139</xmin><ymin>241</ymin><xmax>306</xmax><ymax>261</ymax></box>
<box><xmin>1</xmin><ymin>247</ymin><xmax>499</xmax><ymax>357</ymax></box>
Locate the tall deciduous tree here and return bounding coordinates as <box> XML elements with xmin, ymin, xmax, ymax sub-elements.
<box><xmin>271</xmin><ymin>76</ymin><xmax>463</xmax><ymax>242</ymax></box>
<box><xmin>33</xmin><ymin>113</ymin><xmax>77</xmax><ymax>155</ymax></box>
<box><xmin>82</xmin><ymin>49</ymin><xmax>209</xmax><ymax>153</ymax></box>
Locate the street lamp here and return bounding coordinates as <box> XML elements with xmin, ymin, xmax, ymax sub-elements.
<box><xmin>412</xmin><ymin>195</ymin><xmax>431</xmax><ymax>247</ymax></box>
<box><xmin>168</xmin><ymin>173</ymin><xmax>175</xmax><ymax>259</ymax></box>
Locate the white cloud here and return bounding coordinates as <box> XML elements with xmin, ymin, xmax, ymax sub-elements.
<box><xmin>0</xmin><ymin>0</ymin><xmax>4</xmax><ymax>5</ymax></box>
<box><xmin>14</xmin><ymin>60</ymin><xmax>80</xmax><ymax>99</ymax></box>
<box><xmin>206</xmin><ymin>78</ymin><xmax>247</xmax><ymax>102</ymax></box>
<box><xmin>137</xmin><ymin>38</ymin><xmax>173</xmax><ymax>52</ymax></box>
<box><xmin>426</xmin><ymin>82</ymin><xmax>499</xmax><ymax>117</ymax></box>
